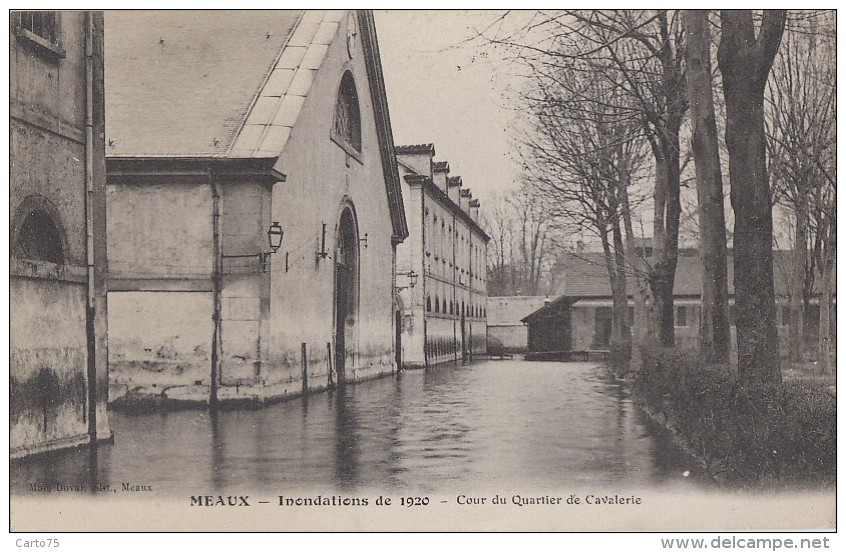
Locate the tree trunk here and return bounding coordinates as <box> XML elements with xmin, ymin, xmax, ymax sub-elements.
<box><xmin>718</xmin><ymin>10</ymin><xmax>786</xmax><ymax>384</ymax></box>
<box><xmin>788</xmin><ymin>203</ymin><xmax>808</xmax><ymax>362</ymax></box>
<box><xmin>619</xmin><ymin>156</ymin><xmax>652</xmax><ymax>373</ymax></box>
<box><xmin>650</xmin><ymin>140</ymin><xmax>681</xmax><ymax>347</ymax></box>
<box><xmin>819</xmin><ymin>223</ymin><xmax>835</xmax><ymax>375</ymax></box>
<box><xmin>684</xmin><ymin>10</ymin><xmax>731</xmax><ymax>365</ymax></box>
<box><xmin>610</xmin><ymin>221</ymin><xmax>632</xmax><ymax>370</ymax></box>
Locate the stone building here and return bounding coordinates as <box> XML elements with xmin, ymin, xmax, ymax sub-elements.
<box><xmin>521</xmin><ymin>252</ymin><xmax>830</xmax><ymax>356</ymax></box>
<box><xmin>10</xmin><ymin>11</ymin><xmax>111</xmax><ymax>457</ymax></box>
<box><xmin>395</xmin><ymin>144</ymin><xmax>488</xmax><ymax>368</ymax></box>
<box><xmin>486</xmin><ymin>296</ymin><xmax>547</xmax><ymax>354</ymax></box>
<box><xmin>104</xmin><ymin>10</ymin><xmax>407</xmax><ymax>407</ymax></box>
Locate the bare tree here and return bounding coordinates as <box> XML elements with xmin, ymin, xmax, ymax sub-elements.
<box><xmin>483</xmin><ymin>197</ymin><xmax>516</xmax><ymax>296</ymax></box>
<box><xmin>518</xmin><ymin>56</ymin><xmax>650</xmax><ymax>366</ymax></box>
<box><xmin>481</xmin><ymin>10</ymin><xmax>689</xmax><ymax>348</ymax></box>
<box><xmin>508</xmin><ymin>187</ymin><xmax>554</xmax><ymax>296</ymax></box>
<box><xmin>717</xmin><ymin>9</ymin><xmax>787</xmax><ymax>384</ymax></box>
<box><xmin>483</xmin><ymin>187</ymin><xmax>555</xmax><ymax>297</ymax></box>
<box><xmin>684</xmin><ymin>10</ymin><xmax>731</xmax><ymax>364</ymax></box>
<box><xmin>767</xmin><ymin>11</ymin><xmax>836</xmax><ymax>367</ymax></box>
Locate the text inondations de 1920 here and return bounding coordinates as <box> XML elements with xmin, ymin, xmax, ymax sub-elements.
<box><xmin>189</xmin><ymin>493</ymin><xmax>644</xmax><ymax>508</ymax></box>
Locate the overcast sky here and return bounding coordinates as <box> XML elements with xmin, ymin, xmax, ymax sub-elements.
<box><xmin>374</xmin><ymin>10</ymin><xmax>524</xmax><ymax>208</ymax></box>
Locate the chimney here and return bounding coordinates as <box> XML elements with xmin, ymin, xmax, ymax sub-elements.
<box><xmin>469</xmin><ymin>198</ymin><xmax>480</xmax><ymax>223</ymax></box>
<box><xmin>460</xmin><ymin>188</ymin><xmax>472</xmax><ymax>212</ymax></box>
<box><xmin>447</xmin><ymin>176</ymin><xmax>462</xmax><ymax>204</ymax></box>
<box><xmin>395</xmin><ymin>143</ymin><xmax>435</xmax><ymax>179</ymax></box>
<box><xmin>433</xmin><ymin>161</ymin><xmax>450</xmax><ymax>193</ymax></box>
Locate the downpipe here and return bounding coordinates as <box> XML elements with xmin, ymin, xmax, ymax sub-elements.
<box><xmin>84</xmin><ymin>12</ymin><xmax>97</xmax><ymax>443</ymax></box>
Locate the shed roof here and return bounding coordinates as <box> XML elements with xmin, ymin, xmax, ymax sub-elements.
<box><xmin>487</xmin><ymin>296</ymin><xmax>548</xmax><ymax>326</ymax></box>
<box><xmin>551</xmin><ymin>250</ymin><xmax>831</xmax><ymax>299</ymax></box>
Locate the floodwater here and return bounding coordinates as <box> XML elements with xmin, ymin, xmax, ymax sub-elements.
<box><xmin>11</xmin><ymin>360</ymin><xmax>707</xmax><ymax>495</ymax></box>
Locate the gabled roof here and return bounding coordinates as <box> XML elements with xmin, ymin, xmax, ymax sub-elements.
<box><xmin>105</xmin><ymin>10</ymin><xmax>408</xmax><ymax>241</ymax></box>
<box><xmin>106</xmin><ymin>10</ymin><xmax>308</xmax><ymax>157</ymax></box>
<box><xmin>520</xmin><ymin>296</ymin><xmax>579</xmax><ymax>324</ymax></box>
<box><xmin>549</xmin><ymin>250</ymin><xmax>832</xmax><ymax>299</ymax></box>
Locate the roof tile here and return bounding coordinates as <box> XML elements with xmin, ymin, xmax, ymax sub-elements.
<box><xmin>276</xmin><ymin>45</ymin><xmax>308</xmax><ymax>70</ymax></box>
<box><xmin>312</xmin><ymin>21</ymin><xmax>340</xmax><ymax>45</ymax></box>
<box><xmin>287</xmin><ymin>20</ymin><xmax>320</xmax><ymax>47</ymax></box>
<box><xmin>270</xmin><ymin>94</ymin><xmax>306</xmax><ymax>127</ymax></box>
<box><xmin>262</xmin><ymin>126</ymin><xmax>292</xmax><ymax>150</ymax></box>
<box><xmin>245</xmin><ymin>96</ymin><xmax>280</xmax><ymax>126</ymax></box>
<box><xmin>287</xmin><ymin>68</ymin><xmax>317</xmax><ymax>97</ymax></box>
<box><xmin>301</xmin><ymin>43</ymin><xmax>330</xmax><ymax>70</ymax></box>
<box><xmin>262</xmin><ymin>68</ymin><xmax>296</xmax><ymax>97</ymax></box>
<box><xmin>229</xmin><ymin>124</ymin><xmax>265</xmax><ymax>154</ymax></box>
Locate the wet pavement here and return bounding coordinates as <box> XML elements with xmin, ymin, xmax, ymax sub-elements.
<box><xmin>11</xmin><ymin>359</ymin><xmax>707</xmax><ymax>495</ymax></box>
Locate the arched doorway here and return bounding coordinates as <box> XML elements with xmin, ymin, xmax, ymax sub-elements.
<box><xmin>334</xmin><ymin>206</ymin><xmax>359</xmax><ymax>384</ymax></box>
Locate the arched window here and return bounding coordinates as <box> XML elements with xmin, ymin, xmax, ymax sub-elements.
<box><xmin>15</xmin><ymin>208</ymin><xmax>64</xmax><ymax>264</ymax></box>
<box><xmin>435</xmin><ymin>295</ymin><xmax>440</xmax><ymax>313</ymax></box>
<box><xmin>333</xmin><ymin>72</ymin><xmax>361</xmax><ymax>153</ymax></box>
<box><xmin>426</xmin><ymin>295</ymin><xmax>432</xmax><ymax>312</ymax></box>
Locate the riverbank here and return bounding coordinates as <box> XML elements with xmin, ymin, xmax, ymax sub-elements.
<box><xmin>630</xmin><ymin>347</ymin><xmax>836</xmax><ymax>490</ymax></box>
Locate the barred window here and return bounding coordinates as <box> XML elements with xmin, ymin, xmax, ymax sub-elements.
<box><xmin>14</xmin><ymin>11</ymin><xmax>64</xmax><ymax>59</ymax></box>
<box><xmin>18</xmin><ymin>12</ymin><xmax>58</xmax><ymax>43</ymax></box>
<box><xmin>333</xmin><ymin>72</ymin><xmax>361</xmax><ymax>153</ymax></box>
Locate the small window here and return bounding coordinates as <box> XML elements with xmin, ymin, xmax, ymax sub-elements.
<box><xmin>426</xmin><ymin>295</ymin><xmax>432</xmax><ymax>312</ymax></box>
<box><xmin>676</xmin><ymin>306</ymin><xmax>689</xmax><ymax>327</ymax></box>
<box><xmin>15</xmin><ymin>209</ymin><xmax>64</xmax><ymax>264</ymax></box>
<box><xmin>332</xmin><ymin>72</ymin><xmax>361</xmax><ymax>154</ymax></box>
<box><xmin>14</xmin><ymin>11</ymin><xmax>65</xmax><ymax>59</ymax></box>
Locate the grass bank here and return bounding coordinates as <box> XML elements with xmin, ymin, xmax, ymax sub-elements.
<box><xmin>633</xmin><ymin>347</ymin><xmax>836</xmax><ymax>489</ymax></box>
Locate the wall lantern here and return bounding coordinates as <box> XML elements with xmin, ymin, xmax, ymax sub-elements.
<box><xmin>222</xmin><ymin>221</ymin><xmax>284</xmax><ymax>273</ymax></box>
<box><xmin>396</xmin><ymin>270</ymin><xmax>418</xmax><ymax>291</ymax></box>
<box><xmin>267</xmin><ymin>222</ymin><xmax>284</xmax><ymax>253</ymax></box>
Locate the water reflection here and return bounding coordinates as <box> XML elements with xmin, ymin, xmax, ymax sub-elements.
<box><xmin>11</xmin><ymin>360</ymin><xmax>708</xmax><ymax>496</ymax></box>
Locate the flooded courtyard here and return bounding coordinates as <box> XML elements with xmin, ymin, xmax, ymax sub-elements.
<box><xmin>12</xmin><ymin>360</ymin><xmax>707</xmax><ymax>496</ymax></box>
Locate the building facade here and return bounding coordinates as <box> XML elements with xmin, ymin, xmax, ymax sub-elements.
<box><xmin>395</xmin><ymin>144</ymin><xmax>488</xmax><ymax>368</ymax></box>
<box><xmin>522</xmin><ymin>252</ymin><xmax>830</xmax><ymax>356</ymax></box>
<box><xmin>10</xmin><ymin>11</ymin><xmax>111</xmax><ymax>458</ymax></box>
<box><xmin>105</xmin><ymin>11</ymin><xmax>407</xmax><ymax>408</ymax></box>
<box><xmin>486</xmin><ymin>296</ymin><xmax>548</xmax><ymax>353</ymax></box>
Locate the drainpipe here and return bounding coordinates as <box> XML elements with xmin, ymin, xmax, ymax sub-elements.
<box><xmin>210</xmin><ymin>171</ymin><xmax>222</xmax><ymax>410</ymax></box>
<box><xmin>421</xmin><ymin>186</ymin><xmax>428</xmax><ymax>368</ymax></box>
<box><xmin>84</xmin><ymin>11</ymin><xmax>98</xmax><ymax>443</ymax></box>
